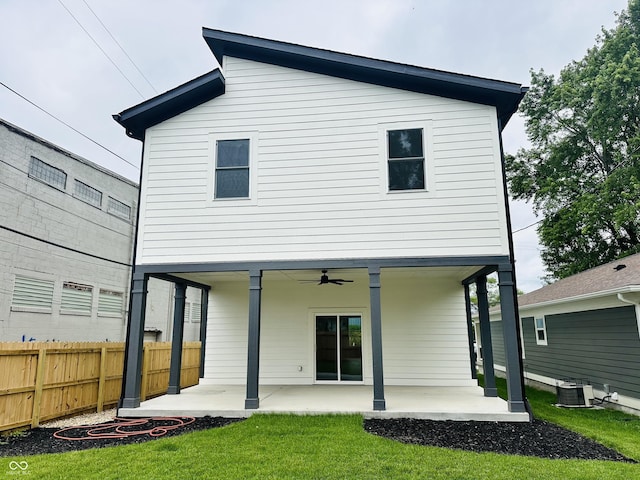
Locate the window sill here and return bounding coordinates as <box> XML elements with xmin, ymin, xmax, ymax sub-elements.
<box><xmin>10</xmin><ymin>306</ymin><xmax>52</xmax><ymax>314</ymax></box>
<box><xmin>98</xmin><ymin>312</ymin><xmax>123</xmax><ymax>318</ymax></box>
<box><xmin>60</xmin><ymin>309</ymin><xmax>91</xmax><ymax>316</ymax></box>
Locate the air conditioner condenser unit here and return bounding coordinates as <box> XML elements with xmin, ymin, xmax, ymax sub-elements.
<box><xmin>556</xmin><ymin>382</ymin><xmax>594</xmax><ymax>407</ymax></box>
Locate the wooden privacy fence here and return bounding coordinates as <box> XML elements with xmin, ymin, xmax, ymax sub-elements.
<box><xmin>0</xmin><ymin>341</ymin><xmax>201</xmax><ymax>432</ymax></box>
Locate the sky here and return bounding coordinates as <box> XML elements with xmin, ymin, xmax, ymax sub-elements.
<box><xmin>0</xmin><ymin>0</ymin><xmax>630</xmax><ymax>293</ymax></box>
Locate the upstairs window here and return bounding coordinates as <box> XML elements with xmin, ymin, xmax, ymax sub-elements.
<box><xmin>29</xmin><ymin>157</ymin><xmax>67</xmax><ymax>190</ymax></box>
<box><xmin>214</xmin><ymin>139</ymin><xmax>250</xmax><ymax>199</ymax></box>
<box><xmin>74</xmin><ymin>180</ymin><xmax>102</xmax><ymax>207</ymax></box>
<box><xmin>535</xmin><ymin>317</ymin><xmax>548</xmax><ymax>345</ymax></box>
<box><xmin>387</xmin><ymin>128</ymin><xmax>425</xmax><ymax>191</ymax></box>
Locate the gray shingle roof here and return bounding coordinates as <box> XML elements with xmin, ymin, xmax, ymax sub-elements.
<box><xmin>518</xmin><ymin>253</ymin><xmax>640</xmax><ymax>307</ymax></box>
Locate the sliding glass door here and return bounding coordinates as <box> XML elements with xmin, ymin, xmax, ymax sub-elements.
<box><xmin>315</xmin><ymin>315</ymin><xmax>362</xmax><ymax>382</ymax></box>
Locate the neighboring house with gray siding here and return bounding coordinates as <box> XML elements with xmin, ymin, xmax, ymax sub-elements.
<box><xmin>0</xmin><ymin>118</ymin><xmax>201</xmax><ymax>343</ymax></box>
<box><xmin>114</xmin><ymin>29</ymin><xmax>529</xmax><ymax>418</ymax></box>
<box><xmin>481</xmin><ymin>253</ymin><xmax>640</xmax><ymax>413</ymax></box>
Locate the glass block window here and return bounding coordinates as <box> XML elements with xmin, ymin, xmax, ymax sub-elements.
<box><xmin>11</xmin><ymin>275</ymin><xmax>54</xmax><ymax>310</ymax></box>
<box><xmin>28</xmin><ymin>157</ymin><xmax>67</xmax><ymax>190</ymax></box>
<box><xmin>387</xmin><ymin>128</ymin><xmax>425</xmax><ymax>191</ymax></box>
<box><xmin>214</xmin><ymin>139</ymin><xmax>250</xmax><ymax>198</ymax></box>
<box><xmin>107</xmin><ymin>197</ymin><xmax>131</xmax><ymax>220</ymax></box>
<box><xmin>61</xmin><ymin>282</ymin><xmax>93</xmax><ymax>314</ymax></box>
<box><xmin>74</xmin><ymin>180</ymin><xmax>102</xmax><ymax>207</ymax></box>
<box><xmin>98</xmin><ymin>289</ymin><xmax>124</xmax><ymax>316</ymax></box>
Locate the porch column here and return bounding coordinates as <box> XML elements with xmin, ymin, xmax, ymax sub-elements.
<box><xmin>477</xmin><ymin>275</ymin><xmax>497</xmax><ymax>397</ymax></box>
<box><xmin>120</xmin><ymin>271</ymin><xmax>148</xmax><ymax>408</ymax></box>
<box><xmin>245</xmin><ymin>269</ymin><xmax>262</xmax><ymax>409</ymax></box>
<box><xmin>168</xmin><ymin>282</ymin><xmax>187</xmax><ymax>394</ymax></box>
<box><xmin>498</xmin><ymin>264</ymin><xmax>527</xmax><ymax>412</ymax></box>
<box><xmin>463</xmin><ymin>284</ymin><xmax>477</xmax><ymax>379</ymax></box>
<box><xmin>369</xmin><ymin>266</ymin><xmax>386</xmax><ymax>410</ymax></box>
<box><xmin>199</xmin><ymin>287</ymin><xmax>209</xmax><ymax>378</ymax></box>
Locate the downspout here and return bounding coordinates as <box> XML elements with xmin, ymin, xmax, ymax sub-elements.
<box><xmin>617</xmin><ymin>293</ymin><xmax>640</xmax><ymax>339</ymax></box>
<box><xmin>497</xmin><ymin>115</ymin><xmax>532</xmax><ymax>420</ymax></box>
<box><xmin>119</xmin><ymin>130</ymin><xmax>146</xmax><ymax>408</ymax></box>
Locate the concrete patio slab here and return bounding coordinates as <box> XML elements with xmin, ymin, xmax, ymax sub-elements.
<box><xmin>118</xmin><ymin>384</ymin><xmax>530</xmax><ymax>422</ymax></box>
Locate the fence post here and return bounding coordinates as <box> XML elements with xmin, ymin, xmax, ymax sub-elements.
<box><xmin>31</xmin><ymin>349</ymin><xmax>47</xmax><ymax>428</ymax></box>
<box><xmin>97</xmin><ymin>346</ymin><xmax>107</xmax><ymax>412</ymax></box>
<box><xmin>140</xmin><ymin>344</ymin><xmax>150</xmax><ymax>401</ymax></box>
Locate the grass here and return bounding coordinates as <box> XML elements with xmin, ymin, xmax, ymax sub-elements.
<box><xmin>4</xmin><ymin>379</ymin><xmax>640</xmax><ymax>479</ymax></box>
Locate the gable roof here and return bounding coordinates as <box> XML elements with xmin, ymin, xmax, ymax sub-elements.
<box><xmin>203</xmin><ymin>29</ymin><xmax>527</xmax><ymax>128</ymax></box>
<box><xmin>114</xmin><ymin>29</ymin><xmax>527</xmax><ymax>141</ymax></box>
<box><xmin>518</xmin><ymin>253</ymin><xmax>640</xmax><ymax>308</ymax></box>
<box><xmin>114</xmin><ymin>69</ymin><xmax>225</xmax><ymax>140</ymax></box>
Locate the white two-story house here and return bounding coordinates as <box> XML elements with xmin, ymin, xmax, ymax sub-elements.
<box><xmin>114</xmin><ymin>29</ymin><xmax>528</xmax><ymax>419</ymax></box>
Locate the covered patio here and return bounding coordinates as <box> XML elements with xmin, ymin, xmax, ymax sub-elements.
<box><xmin>118</xmin><ymin>384</ymin><xmax>530</xmax><ymax>422</ymax></box>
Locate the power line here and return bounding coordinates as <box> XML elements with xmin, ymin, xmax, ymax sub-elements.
<box><xmin>57</xmin><ymin>0</ymin><xmax>146</xmax><ymax>99</ymax></box>
<box><xmin>0</xmin><ymin>81</ymin><xmax>139</xmax><ymax>170</ymax></box>
<box><xmin>0</xmin><ymin>224</ymin><xmax>132</xmax><ymax>267</ymax></box>
<box><xmin>82</xmin><ymin>0</ymin><xmax>158</xmax><ymax>94</ymax></box>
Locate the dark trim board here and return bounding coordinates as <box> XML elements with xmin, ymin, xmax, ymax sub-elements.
<box><xmin>133</xmin><ymin>255</ymin><xmax>513</xmax><ymax>276</ymax></box>
<box><xmin>202</xmin><ymin>29</ymin><xmax>527</xmax><ymax>128</ymax></box>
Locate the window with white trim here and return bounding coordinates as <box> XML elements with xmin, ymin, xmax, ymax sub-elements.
<box><xmin>387</xmin><ymin>128</ymin><xmax>425</xmax><ymax>191</ymax></box>
<box><xmin>11</xmin><ymin>275</ymin><xmax>54</xmax><ymax>311</ymax></box>
<box><xmin>214</xmin><ymin>139</ymin><xmax>250</xmax><ymax>198</ymax></box>
<box><xmin>74</xmin><ymin>180</ymin><xmax>102</xmax><ymax>207</ymax></box>
<box><xmin>98</xmin><ymin>289</ymin><xmax>124</xmax><ymax>316</ymax></box>
<box><xmin>535</xmin><ymin>316</ymin><xmax>548</xmax><ymax>345</ymax></box>
<box><xmin>107</xmin><ymin>196</ymin><xmax>131</xmax><ymax>220</ymax></box>
<box><xmin>29</xmin><ymin>157</ymin><xmax>67</xmax><ymax>190</ymax></box>
<box><xmin>61</xmin><ymin>282</ymin><xmax>93</xmax><ymax>314</ymax></box>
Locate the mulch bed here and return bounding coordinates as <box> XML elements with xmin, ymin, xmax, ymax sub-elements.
<box><xmin>1</xmin><ymin>416</ymin><xmax>635</xmax><ymax>462</ymax></box>
<box><xmin>364</xmin><ymin>418</ymin><xmax>636</xmax><ymax>462</ymax></box>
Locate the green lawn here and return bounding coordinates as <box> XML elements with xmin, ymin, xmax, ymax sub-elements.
<box><xmin>4</xmin><ymin>379</ymin><xmax>640</xmax><ymax>479</ymax></box>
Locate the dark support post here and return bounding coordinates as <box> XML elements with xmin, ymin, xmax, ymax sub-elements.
<box><xmin>168</xmin><ymin>282</ymin><xmax>187</xmax><ymax>394</ymax></box>
<box><xmin>498</xmin><ymin>264</ymin><xmax>527</xmax><ymax>413</ymax></box>
<box><xmin>369</xmin><ymin>266</ymin><xmax>386</xmax><ymax>410</ymax></box>
<box><xmin>477</xmin><ymin>275</ymin><xmax>497</xmax><ymax>397</ymax></box>
<box><xmin>463</xmin><ymin>284</ymin><xmax>477</xmax><ymax>379</ymax></box>
<box><xmin>121</xmin><ymin>271</ymin><xmax>148</xmax><ymax>408</ymax></box>
<box><xmin>245</xmin><ymin>270</ymin><xmax>262</xmax><ymax>409</ymax></box>
<box><xmin>199</xmin><ymin>288</ymin><xmax>209</xmax><ymax>378</ymax></box>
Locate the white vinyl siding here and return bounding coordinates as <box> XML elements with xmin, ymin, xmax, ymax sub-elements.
<box><xmin>60</xmin><ymin>282</ymin><xmax>93</xmax><ymax>314</ymax></box>
<box><xmin>203</xmin><ymin>270</ymin><xmax>472</xmax><ymax>387</ymax></box>
<box><xmin>137</xmin><ymin>58</ymin><xmax>508</xmax><ymax>264</ymax></box>
<box><xmin>11</xmin><ymin>275</ymin><xmax>55</xmax><ymax>311</ymax></box>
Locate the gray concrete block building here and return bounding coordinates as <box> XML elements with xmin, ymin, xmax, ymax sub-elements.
<box><xmin>0</xmin><ymin>118</ymin><xmax>200</xmax><ymax>342</ymax></box>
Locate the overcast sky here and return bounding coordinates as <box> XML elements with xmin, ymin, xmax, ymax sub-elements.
<box><xmin>0</xmin><ymin>0</ymin><xmax>630</xmax><ymax>292</ymax></box>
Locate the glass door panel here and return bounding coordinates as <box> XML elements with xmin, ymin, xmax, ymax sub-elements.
<box><xmin>315</xmin><ymin>314</ymin><xmax>362</xmax><ymax>382</ymax></box>
<box><xmin>340</xmin><ymin>316</ymin><xmax>363</xmax><ymax>381</ymax></box>
<box><xmin>315</xmin><ymin>316</ymin><xmax>338</xmax><ymax>380</ymax></box>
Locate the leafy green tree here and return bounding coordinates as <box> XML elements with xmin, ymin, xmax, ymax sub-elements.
<box><xmin>469</xmin><ymin>277</ymin><xmax>523</xmax><ymax>310</ymax></box>
<box><xmin>507</xmin><ymin>0</ymin><xmax>640</xmax><ymax>279</ymax></box>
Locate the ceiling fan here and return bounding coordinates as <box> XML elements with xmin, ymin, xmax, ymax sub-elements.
<box><xmin>300</xmin><ymin>269</ymin><xmax>354</xmax><ymax>286</ymax></box>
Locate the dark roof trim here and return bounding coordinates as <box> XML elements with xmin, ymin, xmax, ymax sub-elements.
<box><xmin>113</xmin><ymin>69</ymin><xmax>225</xmax><ymax>141</ymax></box>
<box><xmin>202</xmin><ymin>29</ymin><xmax>527</xmax><ymax>128</ymax></box>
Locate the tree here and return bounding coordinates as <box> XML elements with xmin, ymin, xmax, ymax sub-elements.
<box><xmin>469</xmin><ymin>276</ymin><xmax>523</xmax><ymax>311</ymax></box>
<box><xmin>507</xmin><ymin>0</ymin><xmax>640</xmax><ymax>279</ymax></box>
